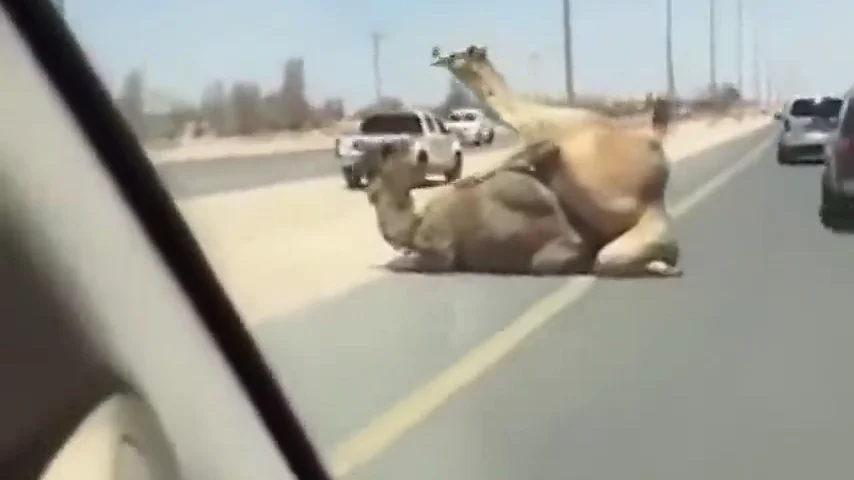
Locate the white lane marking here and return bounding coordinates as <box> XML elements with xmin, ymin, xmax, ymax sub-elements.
<box><xmin>327</xmin><ymin>137</ymin><xmax>773</xmax><ymax>478</ymax></box>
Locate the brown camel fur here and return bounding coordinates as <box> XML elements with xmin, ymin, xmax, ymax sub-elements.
<box><xmin>361</xmin><ymin>139</ymin><xmax>593</xmax><ymax>275</ymax></box>
<box><xmin>431</xmin><ymin>45</ymin><xmax>681</xmax><ymax>277</ymax></box>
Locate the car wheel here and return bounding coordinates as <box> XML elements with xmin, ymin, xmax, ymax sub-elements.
<box><xmin>777</xmin><ymin>147</ymin><xmax>791</xmax><ymax>165</ymax></box>
<box><xmin>486</xmin><ymin>130</ymin><xmax>495</xmax><ymax>144</ymax></box>
<box><xmin>445</xmin><ymin>152</ymin><xmax>463</xmax><ymax>183</ymax></box>
<box><xmin>819</xmin><ymin>177</ymin><xmax>850</xmax><ymax>231</ymax></box>
<box><xmin>342</xmin><ymin>166</ymin><xmax>362</xmax><ymax>189</ymax></box>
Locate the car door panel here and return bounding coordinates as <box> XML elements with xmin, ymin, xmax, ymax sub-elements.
<box><xmin>424</xmin><ymin>114</ymin><xmax>451</xmax><ymax>171</ymax></box>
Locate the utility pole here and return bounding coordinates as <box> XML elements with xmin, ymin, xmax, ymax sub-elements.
<box><xmin>371</xmin><ymin>31</ymin><xmax>384</xmax><ymax>102</ymax></box>
<box><xmin>765</xmin><ymin>58</ymin><xmax>775</xmax><ymax>107</ymax></box>
<box><xmin>709</xmin><ymin>0</ymin><xmax>717</xmax><ymax>92</ymax></box>
<box><xmin>665</xmin><ymin>0</ymin><xmax>676</xmax><ymax>98</ymax></box>
<box><xmin>529</xmin><ymin>51</ymin><xmax>542</xmax><ymax>93</ymax></box>
<box><xmin>736</xmin><ymin>0</ymin><xmax>743</xmax><ymax>94</ymax></box>
<box><xmin>562</xmin><ymin>0</ymin><xmax>575</xmax><ymax>104</ymax></box>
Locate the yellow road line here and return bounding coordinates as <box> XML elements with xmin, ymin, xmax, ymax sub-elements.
<box><xmin>329</xmin><ymin>137</ymin><xmax>774</xmax><ymax>478</ymax></box>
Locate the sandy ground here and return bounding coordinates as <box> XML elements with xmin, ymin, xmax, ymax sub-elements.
<box><xmin>176</xmin><ymin>116</ymin><xmax>770</xmax><ymax>324</ymax></box>
<box><xmin>149</xmin><ymin>127</ymin><xmax>361</xmax><ymax>164</ymax></box>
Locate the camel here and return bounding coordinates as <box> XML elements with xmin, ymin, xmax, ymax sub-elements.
<box><xmin>431</xmin><ymin>45</ymin><xmax>681</xmax><ymax>277</ymax></box>
<box><xmin>361</xmin><ymin>138</ymin><xmax>593</xmax><ymax>275</ymax></box>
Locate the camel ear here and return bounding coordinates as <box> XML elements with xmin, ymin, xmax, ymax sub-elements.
<box><xmin>466</xmin><ymin>45</ymin><xmax>478</xmax><ymax>56</ymax></box>
<box><xmin>431</xmin><ymin>46</ymin><xmax>441</xmax><ymax>58</ymax></box>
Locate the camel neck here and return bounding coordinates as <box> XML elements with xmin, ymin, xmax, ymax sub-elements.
<box><xmin>460</xmin><ymin>65</ymin><xmax>519</xmax><ymax>120</ymax></box>
<box><xmin>373</xmin><ymin>190</ymin><xmax>422</xmax><ymax>250</ymax></box>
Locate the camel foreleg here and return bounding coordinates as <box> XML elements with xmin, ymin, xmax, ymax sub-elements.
<box><xmin>591</xmin><ymin>208</ymin><xmax>682</xmax><ymax>278</ymax></box>
<box><xmin>385</xmin><ymin>250</ymin><xmax>455</xmax><ymax>273</ymax></box>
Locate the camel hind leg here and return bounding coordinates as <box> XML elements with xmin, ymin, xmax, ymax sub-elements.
<box><xmin>591</xmin><ymin>207</ymin><xmax>681</xmax><ymax>278</ymax></box>
<box><xmin>530</xmin><ymin>237</ymin><xmax>592</xmax><ymax>275</ymax></box>
<box><xmin>528</xmin><ymin>203</ymin><xmax>594</xmax><ymax>275</ymax></box>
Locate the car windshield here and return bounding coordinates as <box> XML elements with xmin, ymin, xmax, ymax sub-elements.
<box><xmin>449</xmin><ymin>112</ymin><xmax>478</xmax><ymax>122</ymax></box>
<box><xmin>360</xmin><ymin>114</ymin><xmax>423</xmax><ymax>134</ymax></box>
<box><xmin>790</xmin><ymin>98</ymin><xmax>842</xmax><ymax>118</ymax></box>
<box><xmin>57</xmin><ymin>1</ymin><xmax>854</xmax><ymax>479</ymax></box>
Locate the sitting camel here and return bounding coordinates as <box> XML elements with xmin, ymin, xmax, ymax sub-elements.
<box><xmin>361</xmin><ymin>138</ymin><xmax>593</xmax><ymax>275</ymax></box>
<box><xmin>431</xmin><ymin>45</ymin><xmax>681</xmax><ymax>277</ymax></box>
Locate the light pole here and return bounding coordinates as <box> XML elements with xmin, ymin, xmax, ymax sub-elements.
<box><xmin>528</xmin><ymin>51</ymin><xmax>542</xmax><ymax>93</ymax></box>
<box><xmin>736</xmin><ymin>0</ymin><xmax>743</xmax><ymax>94</ymax></box>
<box><xmin>665</xmin><ymin>0</ymin><xmax>676</xmax><ymax>98</ymax></box>
<box><xmin>752</xmin><ymin>22</ymin><xmax>761</xmax><ymax>103</ymax></box>
<box><xmin>709</xmin><ymin>0</ymin><xmax>717</xmax><ymax>92</ymax></box>
<box><xmin>562</xmin><ymin>0</ymin><xmax>575</xmax><ymax>104</ymax></box>
<box><xmin>371</xmin><ymin>31</ymin><xmax>384</xmax><ymax>102</ymax></box>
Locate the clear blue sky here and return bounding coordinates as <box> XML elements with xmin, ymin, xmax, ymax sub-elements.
<box><xmin>64</xmin><ymin>0</ymin><xmax>853</xmax><ymax>112</ymax></box>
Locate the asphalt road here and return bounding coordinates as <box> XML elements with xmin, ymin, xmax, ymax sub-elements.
<box><xmin>249</xmin><ymin>126</ymin><xmax>854</xmax><ymax>479</ymax></box>
<box><xmin>156</xmin><ymin>134</ymin><xmax>517</xmax><ymax>199</ymax></box>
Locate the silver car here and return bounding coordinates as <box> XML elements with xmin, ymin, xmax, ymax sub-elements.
<box><xmin>776</xmin><ymin>95</ymin><xmax>843</xmax><ymax>165</ymax></box>
<box><xmin>444</xmin><ymin>109</ymin><xmax>495</xmax><ymax>146</ymax></box>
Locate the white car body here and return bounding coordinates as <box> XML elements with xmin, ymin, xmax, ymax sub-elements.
<box><xmin>776</xmin><ymin>95</ymin><xmax>843</xmax><ymax>165</ymax></box>
<box><xmin>444</xmin><ymin>108</ymin><xmax>495</xmax><ymax>146</ymax></box>
<box><xmin>334</xmin><ymin>110</ymin><xmax>463</xmax><ymax>188</ymax></box>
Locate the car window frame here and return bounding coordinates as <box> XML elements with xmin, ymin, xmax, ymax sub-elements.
<box><xmin>0</xmin><ymin>2</ymin><xmax>332</xmax><ymax>479</ymax></box>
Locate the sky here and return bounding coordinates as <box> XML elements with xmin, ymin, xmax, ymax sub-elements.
<box><xmin>64</xmin><ymin>0</ymin><xmax>854</xmax><ymax>112</ymax></box>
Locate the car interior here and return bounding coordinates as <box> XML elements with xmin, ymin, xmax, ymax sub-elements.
<box><xmin>0</xmin><ymin>1</ymin><xmax>330</xmax><ymax>478</ymax></box>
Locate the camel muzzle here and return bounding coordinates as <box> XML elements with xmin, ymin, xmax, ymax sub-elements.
<box><xmin>430</xmin><ymin>56</ymin><xmax>451</xmax><ymax>67</ymax></box>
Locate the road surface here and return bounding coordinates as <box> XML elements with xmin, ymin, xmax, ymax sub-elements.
<box><xmin>157</xmin><ymin>134</ymin><xmax>517</xmax><ymax>198</ymax></box>
<box><xmin>247</xmin><ymin>126</ymin><xmax>854</xmax><ymax>480</ymax></box>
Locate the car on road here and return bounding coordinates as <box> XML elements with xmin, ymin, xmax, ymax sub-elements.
<box><xmin>776</xmin><ymin>95</ymin><xmax>843</xmax><ymax>165</ymax></box>
<box><xmin>443</xmin><ymin>108</ymin><xmax>495</xmax><ymax>146</ymax></box>
<box><xmin>819</xmin><ymin>91</ymin><xmax>854</xmax><ymax>229</ymax></box>
<box><xmin>335</xmin><ymin>110</ymin><xmax>463</xmax><ymax>189</ymax></box>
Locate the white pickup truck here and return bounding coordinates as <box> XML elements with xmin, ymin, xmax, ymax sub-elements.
<box><xmin>444</xmin><ymin>108</ymin><xmax>496</xmax><ymax>146</ymax></box>
<box><xmin>335</xmin><ymin>110</ymin><xmax>464</xmax><ymax>189</ymax></box>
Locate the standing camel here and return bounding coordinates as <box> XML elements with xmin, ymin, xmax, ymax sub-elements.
<box><xmin>361</xmin><ymin>138</ymin><xmax>593</xmax><ymax>275</ymax></box>
<box><xmin>431</xmin><ymin>45</ymin><xmax>681</xmax><ymax>277</ymax></box>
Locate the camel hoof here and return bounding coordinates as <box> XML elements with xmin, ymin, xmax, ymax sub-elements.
<box><xmin>645</xmin><ymin>260</ymin><xmax>683</xmax><ymax>277</ymax></box>
<box><xmin>385</xmin><ymin>255</ymin><xmax>420</xmax><ymax>272</ymax></box>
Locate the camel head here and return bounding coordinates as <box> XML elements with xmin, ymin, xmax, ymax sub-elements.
<box><xmin>361</xmin><ymin>139</ymin><xmax>421</xmax><ymax>251</ymax></box>
<box><xmin>362</xmin><ymin>138</ymin><xmax>419</xmax><ymax>197</ymax></box>
<box><xmin>431</xmin><ymin>45</ymin><xmax>504</xmax><ymax>99</ymax></box>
